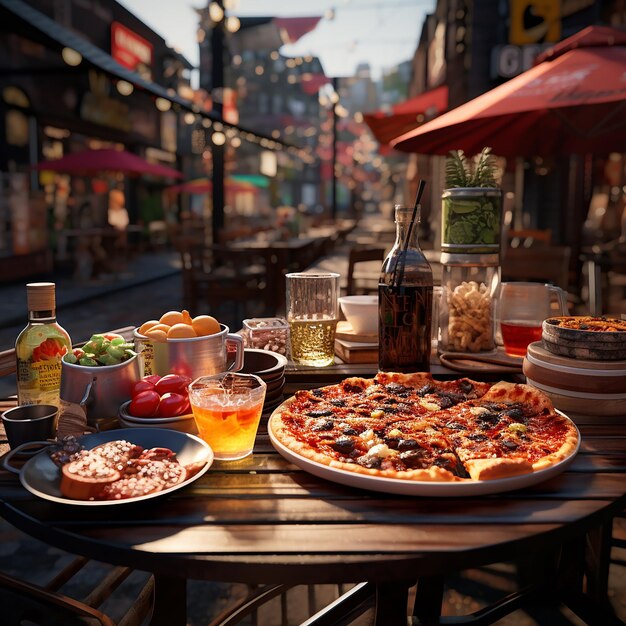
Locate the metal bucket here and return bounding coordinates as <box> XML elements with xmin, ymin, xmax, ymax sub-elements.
<box><xmin>133</xmin><ymin>324</ymin><xmax>244</xmax><ymax>379</ymax></box>
<box><xmin>60</xmin><ymin>354</ymin><xmax>141</xmax><ymax>431</ymax></box>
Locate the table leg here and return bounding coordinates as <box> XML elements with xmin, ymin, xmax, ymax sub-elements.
<box><xmin>585</xmin><ymin>520</ymin><xmax>613</xmax><ymax>600</ymax></box>
<box><xmin>411</xmin><ymin>576</ymin><xmax>443</xmax><ymax>626</ymax></box>
<box><xmin>150</xmin><ymin>574</ymin><xmax>186</xmax><ymax>626</ymax></box>
<box><xmin>374</xmin><ymin>580</ymin><xmax>413</xmax><ymax>626</ymax></box>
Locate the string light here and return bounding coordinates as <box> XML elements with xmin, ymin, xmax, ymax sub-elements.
<box><xmin>61</xmin><ymin>47</ymin><xmax>82</xmax><ymax>66</ymax></box>
<box><xmin>116</xmin><ymin>80</ymin><xmax>134</xmax><ymax>96</ymax></box>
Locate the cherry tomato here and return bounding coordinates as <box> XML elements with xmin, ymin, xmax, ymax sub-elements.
<box><xmin>132</xmin><ymin>380</ymin><xmax>156</xmax><ymax>397</ymax></box>
<box><xmin>157</xmin><ymin>392</ymin><xmax>190</xmax><ymax>417</ymax></box>
<box><xmin>144</xmin><ymin>374</ymin><xmax>162</xmax><ymax>385</ymax></box>
<box><xmin>103</xmin><ymin>333</ymin><xmax>124</xmax><ymax>341</ymax></box>
<box><xmin>155</xmin><ymin>374</ymin><xmax>192</xmax><ymax>397</ymax></box>
<box><xmin>128</xmin><ymin>390</ymin><xmax>160</xmax><ymax>417</ymax></box>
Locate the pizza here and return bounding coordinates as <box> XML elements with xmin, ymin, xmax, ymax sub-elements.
<box><xmin>269</xmin><ymin>372</ymin><xmax>579</xmax><ymax>482</ymax></box>
<box><xmin>545</xmin><ymin>316</ymin><xmax>626</xmax><ymax>332</ymax></box>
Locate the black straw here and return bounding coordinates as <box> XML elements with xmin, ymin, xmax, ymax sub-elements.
<box><xmin>393</xmin><ymin>180</ymin><xmax>426</xmax><ymax>289</ymax></box>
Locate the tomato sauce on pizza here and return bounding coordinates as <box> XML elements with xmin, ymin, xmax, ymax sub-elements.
<box><xmin>270</xmin><ymin>373</ymin><xmax>579</xmax><ymax>483</ymax></box>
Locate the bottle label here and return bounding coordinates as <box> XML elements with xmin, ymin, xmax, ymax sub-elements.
<box><xmin>17</xmin><ymin>335</ymin><xmax>70</xmax><ymax>405</ymax></box>
<box><xmin>379</xmin><ymin>285</ymin><xmax>432</xmax><ymax>371</ymax></box>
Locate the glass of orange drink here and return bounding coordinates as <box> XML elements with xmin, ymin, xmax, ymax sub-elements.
<box><xmin>188</xmin><ymin>372</ymin><xmax>266</xmax><ymax>460</ymax></box>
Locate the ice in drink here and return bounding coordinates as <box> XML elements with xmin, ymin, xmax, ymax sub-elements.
<box><xmin>188</xmin><ymin>373</ymin><xmax>266</xmax><ymax>460</ymax></box>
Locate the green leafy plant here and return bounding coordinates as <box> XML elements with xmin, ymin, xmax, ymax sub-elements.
<box><xmin>445</xmin><ymin>147</ymin><xmax>497</xmax><ymax>188</ymax></box>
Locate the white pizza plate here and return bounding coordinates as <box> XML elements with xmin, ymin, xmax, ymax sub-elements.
<box><xmin>2</xmin><ymin>428</ymin><xmax>213</xmax><ymax>506</ymax></box>
<box><xmin>268</xmin><ymin>405</ymin><xmax>580</xmax><ymax>497</ymax></box>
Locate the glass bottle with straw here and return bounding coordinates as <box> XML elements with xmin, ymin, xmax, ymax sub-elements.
<box><xmin>378</xmin><ymin>182</ymin><xmax>433</xmax><ymax>372</ymax></box>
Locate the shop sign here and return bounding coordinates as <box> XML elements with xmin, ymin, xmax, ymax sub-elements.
<box><xmin>80</xmin><ymin>70</ymin><xmax>131</xmax><ymax>132</ymax></box>
<box><xmin>509</xmin><ymin>0</ymin><xmax>561</xmax><ymax>45</ymax></box>
<box><xmin>111</xmin><ymin>21</ymin><xmax>153</xmax><ymax>79</ymax></box>
<box><xmin>491</xmin><ymin>43</ymin><xmax>552</xmax><ymax>79</ymax></box>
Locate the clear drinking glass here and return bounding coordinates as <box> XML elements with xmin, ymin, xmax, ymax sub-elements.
<box><xmin>188</xmin><ymin>372</ymin><xmax>266</xmax><ymax>460</ymax></box>
<box><xmin>497</xmin><ymin>282</ymin><xmax>568</xmax><ymax>357</ymax></box>
<box><xmin>286</xmin><ymin>272</ymin><xmax>340</xmax><ymax>367</ymax></box>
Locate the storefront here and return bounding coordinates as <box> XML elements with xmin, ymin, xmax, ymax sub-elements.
<box><xmin>0</xmin><ymin>0</ymin><xmax>191</xmax><ymax>280</ymax></box>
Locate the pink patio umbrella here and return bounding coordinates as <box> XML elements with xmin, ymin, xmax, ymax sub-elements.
<box><xmin>36</xmin><ymin>148</ymin><xmax>183</xmax><ymax>178</ymax></box>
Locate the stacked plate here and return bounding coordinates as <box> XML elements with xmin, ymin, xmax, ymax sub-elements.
<box><xmin>241</xmin><ymin>349</ymin><xmax>288</xmax><ymax>412</ymax></box>
<box><xmin>118</xmin><ymin>401</ymin><xmax>198</xmax><ymax>434</ymax></box>
<box><xmin>523</xmin><ymin>341</ymin><xmax>626</xmax><ymax>417</ymax></box>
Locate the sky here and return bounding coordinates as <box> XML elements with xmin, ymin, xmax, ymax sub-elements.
<box><xmin>119</xmin><ymin>0</ymin><xmax>435</xmax><ymax>80</ymax></box>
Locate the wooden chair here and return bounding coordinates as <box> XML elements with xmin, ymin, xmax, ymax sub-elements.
<box><xmin>0</xmin><ymin>560</ymin><xmax>154</xmax><ymax>626</ymax></box>
<box><xmin>501</xmin><ymin>245</ymin><xmax>571</xmax><ymax>292</ymax></box>
<box><xmin>505</xmin><ymin>229</ymin><xmax>552</xmax><ymax>249</ymax></box>
<box><xmin>346</xmin><ymin>247</ymin><xmax>386</xmax><ymax>295</ymax></box>
<box><xmin>177</xmin><ymin>238</ymin><xmax>273</xmax><ymax>324</ymax></box>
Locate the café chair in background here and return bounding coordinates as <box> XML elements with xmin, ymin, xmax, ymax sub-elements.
<box><xmin>346</xmin><ymin>247</ymin><xmax>386</xmax><ymax>296</ymax></box>
<box><xmin>0</xmin><ymin>557</ymin><xmax>154</xmax><ymax>626</ymax></box>
<box><xmin>505</xmin><ymin>229</ymin><xmax>552</xmax><ymax>249</ymax></box>
<box><xmin>177</xmin><ymin>237</ymin><xmax>273</xmax><ymax>325</ymax></box>
<box><xmin>500</xmin><ymin>245</ymin><xmax>572</xmax><ymax>293</ymax></box>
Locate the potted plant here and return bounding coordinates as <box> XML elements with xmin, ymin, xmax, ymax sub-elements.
<box><xmin>441</xmin><ymin>147</ymin><xmax>502</xmax><ymax>255</ymax></box>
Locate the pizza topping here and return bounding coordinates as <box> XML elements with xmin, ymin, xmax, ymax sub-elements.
<box><xmin>311</xmin><ymin>418</ymin><xmax>334</xmax><ymax>431</ymax></box>
<box><xmin>307</xmin><ymin>409</ymin><xmax>335</xmax><ymax>418</ymax></box>
<box><xmin>508</xmin><ymin>423</ymin><xmax>528</xmax><ymax>433</ymax></box>
<box><xmin>370</xmin><ymin>409</ymin><xmax>385</xmax><ymax>419</ymax></box>
<box><xmin>332</xmin><ymin>436</ymin><xmax>356</xmax><ymax>454</ymax></box>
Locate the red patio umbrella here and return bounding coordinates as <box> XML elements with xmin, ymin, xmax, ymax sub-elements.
<box><xmin>392</xmin><ymin>26</ymin><xmax>626</xmax><ymax>157</ymax></box>
<box><xmin>363</xmin><ymin>85</ymin><xmax>448</xmax><ymax>146</ymax></box>
<box><xmin>36</xmin><ymin>148</ymin><xmax>183</xmax><ymax>178</ymax></box>
<box><xmin>166</xmin><ymin>177</ymin><xmax>261</xmax><ymax>194</ymax></box>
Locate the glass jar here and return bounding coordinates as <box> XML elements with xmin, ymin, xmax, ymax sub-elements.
<box><xmin>438</xmin><ymin>254</ymin><xmax>499</xmax><ymax>354</ymax></box>
<box><xmin>441</xmin><ymin>187</ymin><xmax>502</xmax><ymax>254</ymax></box>
<box><xmin>242</xmin><ymin>317</ymin><xmax>290</xmax><ymax>357</ymax></box>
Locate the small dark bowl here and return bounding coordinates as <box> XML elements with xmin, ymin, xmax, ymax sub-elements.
<box><xmin>241</xmin><ymin>349</ymin><xmax>287</xmax><ymax>378</ymax></box>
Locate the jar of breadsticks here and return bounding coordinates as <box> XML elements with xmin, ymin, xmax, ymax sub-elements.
<box><xmin>438</xmin><ymin>254</ymin><xmax>499</xmax><ymax>354</ymax></box>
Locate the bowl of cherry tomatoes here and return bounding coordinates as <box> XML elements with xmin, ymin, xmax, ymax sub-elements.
<box><xmin>118</xmin><ymin>373</ymin><xmax>197</xmax><ymax>434</ymax></box>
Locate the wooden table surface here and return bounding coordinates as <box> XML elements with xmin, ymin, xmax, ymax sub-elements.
<box><xmin>1</xmin><ymin>367</ymin><xmax>625</xmax><ymax>625</ymax></box>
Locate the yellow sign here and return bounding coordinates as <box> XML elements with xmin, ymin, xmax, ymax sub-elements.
<box><xmin>509</xmin><ymin>0</ymin><xmax>561</xmax><ymax>45</ymax></box>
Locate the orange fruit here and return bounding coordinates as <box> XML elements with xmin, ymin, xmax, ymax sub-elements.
<box><xmin>167</xmin><ymin>323</ymin><xmax>197</xmax><ymax>339</ymax></box>
<box><xmin>148</xmin><ymin>323</ymin><xmax>171</xmax><ymax>334</ymax></box>
<box><xmin>181</xmin><ymin>309</ymin><xmax>193</xmax><ymax>325</ymax></box>
<box><xmin>137</xmin><ymin>320</ymin><xmax>159</xmax><ymax>336</ymax></box>
<box><xmin>192</xmin><ymin>315</ymin><xmax>221</xmax><ymax>336</ymax></box>
<box><xmin>159</xmin><ymin>310</ymin><xmax>185</xmax><ymax>326</ymax></box>
<box><xmin>144</xmin><ymin>328</ymin><xmax>168</xmax><ymax>342</ymax></box>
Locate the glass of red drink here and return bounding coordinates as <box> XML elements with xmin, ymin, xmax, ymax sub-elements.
<box><xmin>188</xmin><ymin>372</ymin><xmax>266</xmax><ymax>460</ymax></box>
<box><xmin>498</xmin><ymin>282</ymin><xmax>568</xmax><ymax>357</ymax></box>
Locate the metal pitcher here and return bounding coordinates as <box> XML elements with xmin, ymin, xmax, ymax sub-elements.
<box><xmin>133</xmin><ymin>324</ymin><xmax>244</xmax><ymax>379</ymax></box>
<box><xmin>60</xmin><ymin>354</ymin><xmax>141</xmax><ymax>431</ymax></box>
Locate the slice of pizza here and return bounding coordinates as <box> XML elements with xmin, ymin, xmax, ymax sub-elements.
<box><xmin>434</xmin><ymin>382</ymin><xmax>579</xmax><ymax>480</ymax></box>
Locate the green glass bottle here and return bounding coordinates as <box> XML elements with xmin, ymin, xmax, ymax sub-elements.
<box><xmin>15</xmin><ymin>282</ymin><xmax>72</xmax><ymax>406</ymax></box>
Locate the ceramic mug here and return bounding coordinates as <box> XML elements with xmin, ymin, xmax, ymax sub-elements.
<box><xmin>1</xmin><ymin>404</ymin><xmax>58</xmax><ymax>449</ymax></box>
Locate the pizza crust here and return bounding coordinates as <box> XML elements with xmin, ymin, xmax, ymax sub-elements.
<box><xmin>463</xmin><ymin>457</ymin><xmax>533</xmax><ymax>481</ymax></box>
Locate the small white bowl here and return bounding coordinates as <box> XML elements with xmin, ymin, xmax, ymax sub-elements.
<box><xmin>118</xmin><ymin>401</ymin><xmax>198</xmax><ymax>434</ymax></box>
<box><xmin>338</xmin><ymin>295</ymin><xmax>378</xmax><ymax>335</ymax></box>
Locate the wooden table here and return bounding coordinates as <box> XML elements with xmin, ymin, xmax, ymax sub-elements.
<box><xmin>230</xmin><ymin>236</ymin><xmax>328</xmax><ymax>313</ymax></box>
<box><xmin>1</xmin><ymin>370</ymin><xmax>625</xmax><ymax>625</ymax></box>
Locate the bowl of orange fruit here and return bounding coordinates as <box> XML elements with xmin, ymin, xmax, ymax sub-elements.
<box><xmin>133</xmin><ymin>310</ymin><xmax>244</xmax><ymax>379</ymax></box>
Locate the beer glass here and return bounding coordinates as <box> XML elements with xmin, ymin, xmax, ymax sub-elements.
<box><xmin>286</xmin><ymin>272</ymin><xmax>340</xmax><ymax>367</ymax></box>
